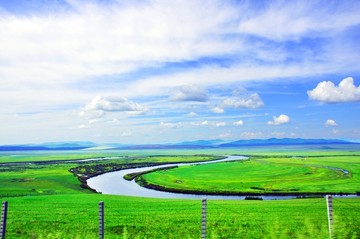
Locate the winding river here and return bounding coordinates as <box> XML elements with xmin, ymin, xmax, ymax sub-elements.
<box><xmin>86</xmin><ymin>155</ymin><xmax>300</xmax><ymax>200</ymax></box>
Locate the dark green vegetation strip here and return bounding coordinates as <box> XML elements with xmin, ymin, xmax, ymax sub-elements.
<box><xmin>2</xmin><ymin>194</ymin><xmax>359</xmax><ymax>239</ymax></box>
<box><xmin>139</xmin><ymin>154</ymin><xmax>360</xmax><ymax>195</ymax></box>
<box><xmin>123</xmin><ymin>166</ymin><xmax>178</xmax><ymax>181</ymax></box>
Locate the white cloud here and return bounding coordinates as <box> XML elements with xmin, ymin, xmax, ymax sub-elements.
<box><xmin>170</xmin><ymin>85</ymin><xmax>208</xmax><ymax>102</ymax></box>
<box><xmin>79</xmin><ymin>109</ymin><xmax>105</xmax><ymax>120</ymax></box>
<box><xmin>233</xmin><ymin>120</ymin><xmax>244</xmax><ymax>126</ymax></box>
<box><xmin>237</xmin><ymin>1</ymin><xmax>360</xmax><ymax>41</ymax></box>
<box><xmin>81</xmin><ymin>96</ymin><xmax>148</xmax><ymax>118</ymax></box>
<box><xmin>201</xmin><ymin>120</ymin><xmax>209</xmax><ymax>126</ymax></box>
<box><xmin>267</xmin><ymin>114</ymin><xmax>290</xmax><ymax>125</ymax></box>
<box><xmin>222</xmin><ymin>93</ymin><xmax>264</xmax><ymax>109</ymax></box>
<box><xmin>187</xmin><ymin>112</ymin><xmax>198</xmax><ymax>117</ymax></box>
<box><xmin>160</xmin><ymin>122</ymin><xmax>182</xmax><ymax>129</ymax></box>
<box><xmin>211</xmin><ymin>106</ymin><xmax>224</xmax><ymax>114</ymax></box>
<box><xmin>121</xmin><ymin>131</ymin><xmax>132</xmax><ymax>137</ymax></box>
<box><xmin>307</xmin><ymin>77</ymin><xmax>360</xmax><ymax>103</ymax></box>
<box><xmin>78</xmin><ymin>124</ymin><xmax>89</xmax><ymax>129</ymax></box>
<box><xmin>215</xmin><ymin>122</ymin><xmax>226</xmax><ymax>127</ymax></box>
<box><xmin>160</xmin><ymin>122</ymin><xmax>174</xmax><ymax>128</ymax></box>
<box><xmin>325</xmin><ymin>119</ymin><xmax>337</xmax><ymax>127</ymax></box>
<box><xmin>84</xmin><ymin>96</ymin><xmax>147</xmax><ymax>112</ymax></box>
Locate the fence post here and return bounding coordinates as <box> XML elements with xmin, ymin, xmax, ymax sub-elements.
<box><xmin>99</xmin><ymin>201</ymin><xmax>104</xmax><ymax>239</ymax></box>
<box><xmin>1</xmin><ymin>201</ymin><xmax>8</xmax><ymax>239</ymax></box>
<box><xmin>326</xmin><ymin>195</ymin><xmax>333</xmax><ymax>239</ymax></box>
<box><xmin>201</xmin><ymin>198</ymin><xmax>207</xmax><ymax>239</ymax></box>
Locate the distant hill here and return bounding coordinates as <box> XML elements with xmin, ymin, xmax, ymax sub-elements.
<box><xmin>0</xmin><ymin>138</ymin><xmax>358</xmax><ymax>151</ymax></box>
<box><xmin>219</xmin><ymin>138</ymin><xmax>355</xmax><ymax>147</ymax></box>
<box><xmin>0</xmin><ymin>141</ymin><xmax>97</xmax><ymax>151</ymax></box>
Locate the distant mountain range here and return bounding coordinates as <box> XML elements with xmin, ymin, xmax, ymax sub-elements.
<box><xmin>0</xmin><ymin>138</ymin><xmax>359</xmax><ymax>151</ymax></box>
<box><xmin>0</xmin><ymin>141</ymin><xmax>97</xmax><ymax>151</ymax></box>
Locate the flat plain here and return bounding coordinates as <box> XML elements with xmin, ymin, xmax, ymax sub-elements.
<box><xmin>139</xmin><ymin>153</ymin><xmax>360</xmax><ymax>195</ymax></box>
<box><xmin>0</xmin><ymin>148</ymin><xmax>359</xmax><ymax>238</ymax></box>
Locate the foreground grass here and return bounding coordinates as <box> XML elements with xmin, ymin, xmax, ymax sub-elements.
<box><xmin>2</xmin><ymin>194</ymin><xmax>359</xmax><ymax>239</ymax></box>
<box><xmin>140</xmin><ymin>155</ymin><xmax>360</xmax><ymax>195</ymax></box>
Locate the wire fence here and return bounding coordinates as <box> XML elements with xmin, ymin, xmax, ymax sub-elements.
<box><xmin>1</xmin><ymin>196</ymin><xmax>360</xmax><ymax>239</ymax></box>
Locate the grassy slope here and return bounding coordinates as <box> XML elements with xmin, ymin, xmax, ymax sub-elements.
<box><xmin>140</xmin><ymin>154</ymin><xmax>360</xmax><ymax>195</ymax></box>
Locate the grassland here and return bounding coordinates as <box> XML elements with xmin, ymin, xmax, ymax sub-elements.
<box><xmin>2</xmin><ymin>194</ymin><xmax>360</xmax><ymax>239</ymax></box>
<box><xmin>0</xmin><ymin>153</ymin><xmax>222</xmax><ymax>197</ymax></box>
<box><xmin>139</xmin><ymin>153</ymin><xmax>360</xmax><ymax>195</ymax></box>
<box><xmin>0</xmin><ymin>149</ymin><xmax>359</xmax><ymax>238</ymax></box>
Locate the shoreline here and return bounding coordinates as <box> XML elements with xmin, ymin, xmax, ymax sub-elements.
<box><xmin>135</xmin><ymin>175</ymin><xmax>360</xmax><ymax>197</ymax></box>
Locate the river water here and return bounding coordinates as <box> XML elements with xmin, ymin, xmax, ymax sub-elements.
<box><xmin>86</xmin><ymin>155</ymin><xmax>301</xmax><ymax>200</ymax></box>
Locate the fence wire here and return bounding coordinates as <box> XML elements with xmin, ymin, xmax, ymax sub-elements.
<box><xmin>2</xmin><ymin>197</ymin><xmax>359</xmax><ymax>239</ymax></box>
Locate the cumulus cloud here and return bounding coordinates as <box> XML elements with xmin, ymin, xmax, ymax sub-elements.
<box><xmin>211</xmin><ymin>106</ymin><xmax>224</xmax><ymax>114</ymax></box>
<box><xmin>325</xmin><ymin>119</ymin><xmax>337</xmax><ymax>127</ymax></box>
<box><xmin>170</xmin><ymin>85</ymin><xmax>208</xmax><ymax>102</ymax></box>
<box><xmin>81</xmin><ymin>96</ymin><xmax>148</xmax><ymax>118</ymax></box>
<box><xmin>222</xmin><ymin>93</ymin><xmax>264</xmax><ymax>109</ymax></box>
<box><xmin>267</xmin><ymin>114</ymin><xmax>290</xmax><ymax>125</ymax></box>
<box><xmin>307</xmin><ymin>77</ymin><xmax>360</xmax><ymax>103</ymax></box>
<box><xmin>233</xmin><ymin>120</ymin><xmax>244</xmax><ymax>126</ymax></box>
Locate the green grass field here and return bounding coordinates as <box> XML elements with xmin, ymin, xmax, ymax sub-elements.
<box><xmin>1</xmin><ymin>149</ymin><xmax>359</xmax><ymax>238</ymax></box>
<box><xmin>2</xmin><ymin>194</ymin><xmax>360</xmax><ymax>239</ymax></box>
<box><xmin>0</xmin><ymin>154</ymin><xmax>223</xmax><ymax>197</ymax></box>
<box><xmin>139</xmin><ymin>153</ymin><xmax>360</xmax><ymax>195</ymax></box>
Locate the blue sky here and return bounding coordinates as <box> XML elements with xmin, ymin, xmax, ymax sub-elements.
<box><xmin>0</xmin><ymin>0</ymin><xmax>360</xmax><ymax>144</ymax></box>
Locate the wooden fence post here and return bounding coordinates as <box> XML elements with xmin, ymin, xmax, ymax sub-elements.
<box><xmin>99</xmin><ymin>201</ymin><xmax>104</xmax><ymax>239</ymax></box>
<box><xmin>1</xmin><ymin>201</ymin><xmax>8</xmax><ymax>239</ymax></box>
<box><xmin>201</xmin><ymin>198</ymin><xmax>207</xmax><ymax>239</ymax></box>
<box><xmin>326</xmin><ymin>195</ymin><xmax>333</xmax><ymax>239</ymax></box>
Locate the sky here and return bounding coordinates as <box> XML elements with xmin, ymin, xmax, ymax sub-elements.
<box><xmin>0</xmin><ymin>0</ymin><xmax>360</xmax><ymax>144</ymax></box>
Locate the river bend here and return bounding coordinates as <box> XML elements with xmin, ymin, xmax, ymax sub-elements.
<box><xmin>87</xmin><ymin>155</ymin><xmax>299</xmax><ymax>200</ymax></box>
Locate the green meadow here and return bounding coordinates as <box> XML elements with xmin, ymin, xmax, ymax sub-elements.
<box><xmin>139</xmin><ymin>154</ymin><xmax>360</xmax><ymax>195</ymax></box>
<box><xmin>2</xmin><ymin>194</ymin><xmax>360</xmax><ymax>239</ymax></box>
<box><xmin>0</xmin><ymin>149</ymin><xmax>359</xmax><ymax>238</ymax></box>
